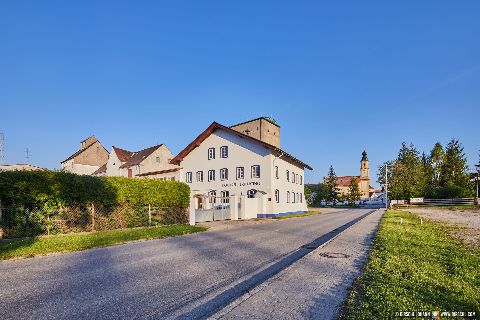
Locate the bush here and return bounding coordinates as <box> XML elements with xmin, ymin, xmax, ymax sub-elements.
<box><xmin>0</xmin><ymin>171</ymin><xmax>190</xmax><ymax>209</ymax></box>
<box><xmin>0</xmin><ymin>171</ymin><xmax>191</xmax><ymax>238</ymax></box>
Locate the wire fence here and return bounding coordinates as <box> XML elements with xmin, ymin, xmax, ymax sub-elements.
<box><xmin>0</xmin><ymin>203</ymin><xmax>187</xmax><ymax>239</ymax></box>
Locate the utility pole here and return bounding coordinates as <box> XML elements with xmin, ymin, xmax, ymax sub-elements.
<box><xmin>0</xmin><ymin>132</ymin><xmax>4</xmax><ymax>164</ymax></box>
<box><xmin>26</xmin><ymin>148</ymin><xmax>30</xmax><ymax>164</ymax></box>
<box><xmin>385</xmin><ymin>163</ymin><xmax>388</xmax><ymax>210</ymax></box>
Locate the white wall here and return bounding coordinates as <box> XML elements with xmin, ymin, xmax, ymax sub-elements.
<box><xmin>61</xmin><ymin>159</ymin><xmax>100</xmax><ymax>175</ymax></box>
<box><xmin>179</xmin><ymin>129</ymin><xmax>307</xmax><ymax>217</ymax></box>
<box><xmin>106</xmin><ymin>149</ymin><xmax>123</xmax><ymax>176</ymax></box>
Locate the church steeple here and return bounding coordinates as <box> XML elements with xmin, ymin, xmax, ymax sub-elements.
<box><xmin>361</xmin><ymin>150</ymin><xmax>368</xmax><ymax>162</ymax></box>
<box><xmin>360</xmin><ymin>150</ymin><xmax>370</xmax><ymax>198</ymax></box>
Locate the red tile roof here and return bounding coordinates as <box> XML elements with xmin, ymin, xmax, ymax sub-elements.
<box><xmin>136</xmin><ymin>167</ymin><xmax>181</xmax><ymax>177</ymax></box>
<box><xmin>112</xmin><ymin>146</ymin><xmax>134</xmax><ymax>162</ymax></box>
<box><xmin>170</xmin><ymin>122</ymin><xmax>312</xmax><ymax>170</ymax></box>
<box><xmin>92</xmin><ymin>163</ymin><xmax>107</xmax><ymax>175</ymax></box>
<box><xmin>335</xmin><ymin>176</ymin><xmax>361</xmax><ymax>187</ymax></box>
<box><xmin>119</xmin><ymin>144</ymin><xmax>163</xmax><ymax>169</ymax></box>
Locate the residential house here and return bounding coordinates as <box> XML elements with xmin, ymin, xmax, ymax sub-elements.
<box><xmin>61</xmin><ymin>136</ymin><xmax>109</xmax><ymax>175</ymax></box>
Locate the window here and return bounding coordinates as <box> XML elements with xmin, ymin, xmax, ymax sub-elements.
<box><xmin>220</xmin><ymin>146</ymin><xmax>228</xmax><ymax>158</ymax></box>
<box><xmin>170</xmin><ymin>177</ymin><xmax>175</xmax><ymax>181</ymax></box>
<box><xmin>220</xmin><ymin>168</ymin><xmax>228</xmax><ymax>180</ymax></box>
<box><xmin>208</xmin><ymin>148</ymin><xmax>215</xmax><ymax>160</ymax></box>
<box><xmin>236</xmin><ymin>167</ymin><xmax>244</xmax><ymax>179</ymax></box>
<box><xmin>275</xmin><ymin>166</ymin><xmax>279</xmax><ymax>179</ymax></box>
<box><xmin>156</xmin><ymin>156</ymin><xmax>160</xmax><ymax>163</ymax></box>
<box><xmin>251</xmin><ymin>165</ymin><xmax>260</xmax><ymax>178</ymax></box>
<box><xmin>292</xmin><ymin>172</ymin><xmax>295</xmax><ymax>184</ymax></box>
<box><xmin>275</xmin><ymin>189</ymin><xmax>280</xmax><ymax>203</ymax></box>
<box><xmin>186</xmin><ymin>172</ymin><xmax>192</xmax><ymax>183</ymax></box>
<box><xmin>209</xmin><ymin>190</ymin><xmax>216</xmax><ymax>203</ymax></box>
<box><xmin>300</xmin><ymin>176</ymin><xmax>303</xmax><ymax>185</ymax></box>
<box><xmin>287</xmin><ymin>191</ymin><xmax>290</xmax><ymax>203</ymax></box>
<box><xmin>196</xmin><ymin>171</ymin><xmax>203</xmax><ymax>182</ymax></box>
<box><xmin>221</xmin><ymin>191</ymin><xmax>230</xmax><ymax>204</ymax></box>
<box><xmin>247</xmin><ymin>189</ymin><xmax>257</xmax><ymax>198</ymax></box>
<box><xmin>292</xmin><ymin>191</ymin><xmax>296</xmax><ymax>203</ymax></box>
<box><xmin>286</xmin><ymin>170</ymin><xmax>290</xmax><ymax>182</ymax></box>
<box><xmin>300</xmin><ymin>193</ymin><xmax>303</xmax><ymax>203</ymax></box>
<box><xmin>208</xmin><ymin>170</ymin><xmax>215</xmax><ymax>181</ymax></box>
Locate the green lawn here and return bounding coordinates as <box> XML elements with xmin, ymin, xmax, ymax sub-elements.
<box><xmin>274</xmin><ymin>211</ymin><xmax>322</xmax><ymax>219</ymax></box>
<box><xmin>341</xmin><ymin>210</ymin><xmax>480</xmax><ymax>319</ymax></box>
<box><xmin>0</xmin><ymin>225</ymin><xmax>207</xmax><ymax>260</ymax></box>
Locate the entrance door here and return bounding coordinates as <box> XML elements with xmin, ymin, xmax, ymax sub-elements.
<box><xmin>128</xmin><ymin>168</ymin><xmax>132</xmax><ymax>178</ymax></box>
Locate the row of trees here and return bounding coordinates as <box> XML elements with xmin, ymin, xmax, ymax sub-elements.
<box><xmin>377</xmin><ymin>139</ymin><xmax>478</xmax><ymax>200</ymax></box>
<box><xmin>305</xmin><ymin>166</ymin><xmax>362</xmax><ymax>206</ymax></box>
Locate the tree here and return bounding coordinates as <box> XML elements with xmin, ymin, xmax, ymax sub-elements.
<box><xmin>430</xmin><ymin>142</ymin><xmax>444</xmax><ymax>186</ymax></box>
<box><xmin>347</xmin><ymin>177</ymin><xmax>361</xmax><ymax>204</ymax></box>
<box><xmin>325</xmin><ymin>165</ymin><xmax>339</xmax><ymax>204</ymax></box>
<box><xmin>438</xmin><ymin>139</ymin><xmax>473</xmax><ymax>197</ymax></box>
<box><xmin>304</xmin><ymin>186</ymin><xmax>314</xmax><ymax>206</ymax></box>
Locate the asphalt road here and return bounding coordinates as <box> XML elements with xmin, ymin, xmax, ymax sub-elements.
<box><xmin>0</xmin><ymin>209</ymin><xmax>372</xmax><ymax>320</ymax></box>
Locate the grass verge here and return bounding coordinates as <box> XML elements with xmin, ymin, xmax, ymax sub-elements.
<box><xmin>0</xmin><ymin>225</ymin><xmax>207</xmax><ymax>260</ymax></box>
<box><xmin>273</xmin><ymin>211</ymin><xmax>322</xmax><ymax>220</ymax></box>
<box><xmin>341</xmin><ymin>210</ymin><xmax>480</xmax><ymax>319</ymax></box>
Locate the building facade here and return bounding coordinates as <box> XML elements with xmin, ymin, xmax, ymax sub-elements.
<box><xmin>171</xmin><ymin>119</ymin><xmax>312</xmax><ymax>218</ymax></box>
<box><xmin>61</xmin><ymin>136</ymin><xmax>109</xmax><ymax>175</ymax></box>
<box><xmin>94</xmin><ymin>144</ymin><xmax>179</xmax><ymax>180</ymax></box>
<box><xmin>334</xmin><ymin>150</ymin><xmax>375</xmax><ymax>199</ymax></box>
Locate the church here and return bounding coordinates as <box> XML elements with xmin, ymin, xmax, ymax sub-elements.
<box><xmin>335</xmin><ymin>151</ymin><xmax>376</xmax><ymax>199</ymax></box>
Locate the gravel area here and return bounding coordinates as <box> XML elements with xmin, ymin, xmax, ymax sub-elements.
<box><xmin>406</xmin><ymin>208</ymin><xmax>480</xmax><ymax>246</ymax></box>
<box><xmin>212</xmin><ymin>209</ymin><xmax>385</xmax><ymax>320</ymax></box>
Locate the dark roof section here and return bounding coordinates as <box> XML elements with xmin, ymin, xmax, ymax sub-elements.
<box><xmin>170</xmin><ymin>122</ymin><xmax>312</xmax><ymax>170</ymax></box>
<box><xmin>230</xmin><ymin>116</ymin><xmax>280</xmax><ymax>128</ymax></box>
<box><xmin>112</xmin><ymin>146</ymin><xmax>134</xmax><ymax>162</ymax></box>
<box><xmin>92</xmin><ymin>163</ymin><xmax>107</xmax><ymax>175</ymax></box>
<box><xmin>335</xmin><ymin>176</ymin><xmax>360</xmax><ymax>187</ymax></box>
<box><xmin>361</xmin><ymin>150</ymin><xmax>368</xmax><ymax>161</ymax></box>
<box><xmin>119</xmin><ymin>144</ymin><xmax>163</xmax><ymax>169</ymax></box>
<box><xmin>136</xmin><ymin>167</ymin><xmax>181</xmax><ymax>177</ymax></box>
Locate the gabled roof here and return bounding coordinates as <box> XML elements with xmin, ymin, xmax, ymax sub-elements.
<box><xmin>170</xmin><ymin>122</ymin><xmax>312</xmax><ymax>170</ymax></box>
<box><xmin>230</xmin><ymin>116</ymin><xmax>280</xmax><ymax>128</ymax></box>
<box><xmin>119</xmin><ymin>144</ymin><xmax>163</xmax><ymax>169</ymax></box>
<box><xmin>335</xmin><ymin>176</ymin><xmax>361</xmax><ymax>187</ymax></box>
<box><xmin>112</xmin><ymin>146</ymin><xmax>134</xmax><ymax>162</ymax></box>
<box><xmin>136</xmin><ymin>167</ymin><xmax>181</xmax><ymax>177</ymax></box>
<box><xmin>92</xmin><ymin>163</ymin><xmax>107</xmax><ymax>175</ymax></box>
<box><xmin>61</xmin><ymin>140</ymin><xmax>108</xmax><ymax>163</ymax></box>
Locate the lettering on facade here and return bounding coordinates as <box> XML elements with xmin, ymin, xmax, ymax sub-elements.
<box><xmin>221</xmin><ymin>181</ymin><xmax>261</xmax><ymax>188</ymax></box>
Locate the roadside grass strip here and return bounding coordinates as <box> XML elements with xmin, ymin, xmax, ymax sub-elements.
<box><xmin>341</xmin><ymin>210</ymin><xmax>480</xmax><ymax>319</ymax></box>
<box><xmin>0</xmin><ymin>225</ymin><xmax>207</xmax><ymax>260</ymax></box>
<box><xmin>274</xmin><ymin>211</ymin><xmax>323</xmax><ymax>220</ymax></box>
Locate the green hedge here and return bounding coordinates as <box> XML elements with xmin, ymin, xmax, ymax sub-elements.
<box><xmin>0</xmin><ymin>171</ymin><xmax>190</xmax><ymax>209</ymax></box>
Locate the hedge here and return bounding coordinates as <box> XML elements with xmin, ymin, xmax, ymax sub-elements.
<box><xmin>0</xmin><ymin>171</ymin><xmax>190</xmax><ymax>209</ymax></box>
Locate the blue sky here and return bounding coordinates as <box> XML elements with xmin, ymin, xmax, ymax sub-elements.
<box><xmin>1</xmin><ymin>1</ymin><xmax>479</xmax><ymax>185</ymax></box>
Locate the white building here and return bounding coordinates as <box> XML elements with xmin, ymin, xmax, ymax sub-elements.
<box><xmin>171</xmin><ymin>119</ymin><xmax>312</xmax><ymax>218</ymax></box>
<box><xmin>94</xmin><ymin>144</ymin><xmax>179</xmax><ymax>179</ymax></box>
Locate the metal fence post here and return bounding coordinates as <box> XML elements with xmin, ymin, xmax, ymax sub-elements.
<box><xmin>148</xmin><ymin>204</ymin><xmax>152</xmax><ymax>226</ymax></box>
<box><xmin>91</xmin><ymin>203</ymin><xmax>95</xmax><ymax>232</ymax></box>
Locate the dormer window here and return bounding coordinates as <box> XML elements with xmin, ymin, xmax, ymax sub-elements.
<box><xmin>208</xmin><ymin>148</ymin><xmax>215</xmax><ymax>160</ymax></box>
<box><xmin>156</xmin><ymin>157</ymin><xmax>160</xmax><ymax>163</ymax></box>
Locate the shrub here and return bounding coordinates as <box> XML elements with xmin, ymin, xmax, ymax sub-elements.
<box><xmin>0</xmin><ymin>171</ymin><xmax>190</xmax><ymax>209</ymax></box>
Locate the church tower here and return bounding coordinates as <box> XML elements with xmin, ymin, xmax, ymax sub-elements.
<box><xmin>360</xmin><ymin>150</ymin><xmax>370</xmax><ymax>199</ymax></box>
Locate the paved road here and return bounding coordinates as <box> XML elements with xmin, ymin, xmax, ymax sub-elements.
<box><xmin>0</xmin><ymin>209</ymin><xmax>372</xmax><ymax>320</ymax></box>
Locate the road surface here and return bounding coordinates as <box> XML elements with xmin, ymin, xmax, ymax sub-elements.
<box><xmin>0</xmin><ymin>209</ymin><xmax>374</xmax><ymax>319</ymax></box>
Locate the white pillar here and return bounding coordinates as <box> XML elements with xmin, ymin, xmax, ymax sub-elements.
<box><xmin>189</xmin><ymin>194</ymin><xmax>196</xmax><ymax>226</ymax></box>
<box><xmin>240</xmin><ymin>195</ymin><xmax>246</xmax><ymax>219</ymax></box>
<box><xmin>230</xmin><ymin>195</ymin><xmax>238</xmax><ymax>220</ymax></box>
